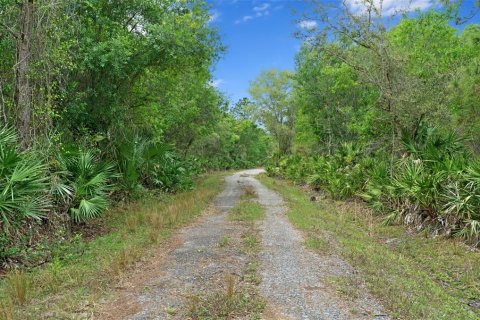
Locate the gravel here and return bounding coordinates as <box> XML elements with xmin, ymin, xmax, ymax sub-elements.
<box><xmin>128</xmin><ymin>171</ymin><xmax>256</xmax><ymax>320</ymax></box>
<box><xmin>251</xmin><ymin>170</ymin><xmax>389</xmax><ymax>320</ymax></box>
<box><xmin>105</xmin><ymin>169</ymin><xmax>389</xmax><ymax>319</ymax></box>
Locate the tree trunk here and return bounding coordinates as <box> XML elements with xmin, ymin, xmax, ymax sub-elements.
<box><xmin>15</xmin><ymin>0</ymin><xmax>34</xmax><ymax>150</ymax></box>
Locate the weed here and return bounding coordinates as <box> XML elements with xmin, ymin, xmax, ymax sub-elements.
<box><xmin>125</xmin><ymin>215</ymin><xmax>138</xmax><ymax>233</ymax></box>
<box><xmin>5</xmin><ymin>269</ymin><xmax>29</xmax><ymax>306</ymax></box>
<box><xmin>230</xmin><ymin>201</ymin><xmax>264</xmax><ymax>222</ymax></box>
<box><xmin>186</xmin><ymin>284</ymin><xmax>265</xmax><ymax>319</ymax></box>
<box><xmin>46</xmin><ymin>256</ymin><xmax>63</xmax><ymax>291</ymax></box>
<box><xmin>243</xmin><ymin>234</ymin><xmax>259</xmax><ymax>250</ymax></box>
<box><xmin>188</xmin><ymin>294</ymin><xmax>201</xmax><ymax>315</ymax></box>
<box><xmin>219</xmin><ymin>235</ymin><xmax>231</xmax><ymax>248</ymax></box>
<box><xmin>148</xmin><ymin>212</ymin><xmax>164</xmax><ymax>229</ymax></box>
<box><xmin>327</xmin><ymin>276</ymin><xmax>361</xmax><ymax>300</ymax></box>
<box><xmin>148</xmin><ymin>229</ymin><xmax>160</xmax><ymax>243</ymax></box>
<box><xmin>136</xmin><ymin>211</ymin><xmax>147</xmax><ymax>225</ymax></box>
<box><xmin>241</xmin><ymin>185</ymin><xmax>257</xmax><ymax>200</ymax></box>
<box><xmin>225</xmin><ymin>274</ymin><xmax>236</xmax><ymax>299</ymax></box>
<box><xmin>304</xmin><ymin>236</ymin><xmax>329</xmax><ymax>253</ymax></box>
<box><xmin>165</xmin><ymin>306</ymin><xmax>177</xmax><ymax>315</ymax></box>
<box><xmin>111</xmin><ymin>246</ymin><xmax>141</xmax><ymax>276</ymax></box>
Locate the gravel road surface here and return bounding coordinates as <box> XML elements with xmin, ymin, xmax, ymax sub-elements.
<box><xmin>98</xmin><ymin>169</ymin><xmax>389</xmax><ymax>320</ymax></box>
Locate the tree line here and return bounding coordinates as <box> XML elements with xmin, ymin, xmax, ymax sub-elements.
<box><xmin>248</xmin><ymin>1</ymin><xmax>480</xmax><ymax>243</ymax></box>
<box><xmin>0</xmin><ymin>0</ymin><xmax>271</xmax><ymax>265</ymax></box>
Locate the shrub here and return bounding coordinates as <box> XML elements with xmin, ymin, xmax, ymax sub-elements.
<box><xmin>115</xmin><ymin>135</ymin><xmax>195</xmax><ymax>194</ymax></box>
<box><xmin>0</xmin><ymin>127</ymin><xmax>49</xmax><ymax>232</ymax></box>
<box><xmin>270</xmin><ymin>125</ymin><xmax>480</xmax><ymax>242</ymax></box>
<box><xmin>55</xmin><ymin>151</ymin><xmax>116</xmax><ymax>223</ymax></box>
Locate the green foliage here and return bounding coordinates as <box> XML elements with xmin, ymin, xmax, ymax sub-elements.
<box><xmin>248</xmin><ymin>69</ymin><xmax>295</xmax><ymax>155</ymax></box>
<box><xmin>55</xmin><ymin>151</ymin><xmax>116</xmax><ymax>223</ymax></box>
<box><xmin>114</xmin><ymin>135</ymin><xmax>194</xmax><ymax>195</ymax></box>
<box><xmin>148</xmin><ymin>150</ymin><xmax>195</xmax><ymax>192</ymax></box>
<box><xmin>0</xmin><ymin>127</ymin><xmax>49</xmax><ymax>232</ymax></box>
<box><xmin>269</xmin><ymin>143</ymin><xmax>366</xmax><ymax>199</ymax></box>
<box><xmin>0</xmin><ymin>0</ymin><xmax>276</xmax><ymax>269</ymax></box>
<box><xmin>266</xmin><ymin>6</ymin><xmax>480</xmax><ymax>243</ymax></box>
<box><xmin>192</xmin><ymin>111</ymin><xmax>271</xmax><ymax>170</ymax></box>
<box><xmin>271</xmin><ymin>123</ymin><xmax>480</xmax><ymax>241</ymax></box>
<box><xmin>360</xmin><ymin>128</ymin><xmax>480</xmax><ymax>240</ymax></box>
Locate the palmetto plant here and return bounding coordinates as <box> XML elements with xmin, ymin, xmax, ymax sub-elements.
<box><xmin>56</xmin><ymin>151</ymin><xmax>116</xmax><ymax>223</ymax></box>
<box><xmin>441</xmin><ymin>160</ymin><xmax>480</xmax><ymax>239</ymax></box>
<box><xmin>115</xmin><ymin>135</ymin><xmax>193</xmax><ymax>193</ymax></box>
<box><xmin>0</xmin><ymin>127</ymin><xmax>49</xmax><ymax>232</ymax></box>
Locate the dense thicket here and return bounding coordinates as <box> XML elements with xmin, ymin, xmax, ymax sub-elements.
<box><xmin>0</xmin><ymin>0</ymin><xmax>270</xmax><ymax>265</ymax></box>
<box><xmin>258</xmin><ymin>4</ymin><xmax>480</xmax><ymax>243</ymax></box>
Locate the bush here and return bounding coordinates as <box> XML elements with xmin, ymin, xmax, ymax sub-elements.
<box><xmin>0</xmin><ymin>127</ymin><xmax>49</xmax><ymax>232</ymax></box>
<box><xmin>269</xmin><ymin>127</ymin><xmax>480</xmax><ymax>242</ymax></box>
<box><xmin>115</xmin><ymin>135</ymin><xmax>195</xmax><ymax>195</ymax></box>
<box><xmin>54</xmin><ymin>151</ymin><xmax>116</xmax><ymax>223</ymax></box>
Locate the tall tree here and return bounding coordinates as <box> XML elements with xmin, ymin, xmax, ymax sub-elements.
<box><xmin>248</xmin><ymin>69</ymin><xmax>295</xmax><ymax>155</ymax></box>
<box><xmin>15</xmin><ymin>0</ymin><xmax>34</xmax><ymax>149</ymax></box>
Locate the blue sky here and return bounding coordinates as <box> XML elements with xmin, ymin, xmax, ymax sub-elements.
<box><xmin>207</xmin><ymin>0</ymin><xmax>479</xmax><ymax>104</ymax></box>
<box><xmin>207</xmin><ymin>0</ymin><xmax>306</xmax><ymax>103</ymax></box>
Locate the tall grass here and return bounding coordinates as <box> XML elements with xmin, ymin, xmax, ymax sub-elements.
<box><xmin>5</xmin><ymin>270</ymin><xmax>29</xmax><ymax>306</ymax></box>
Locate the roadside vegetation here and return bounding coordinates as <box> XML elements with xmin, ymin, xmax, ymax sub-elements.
<box><xmin>0</xmin><ymin>173</ymin><xmax>225</xmax><ymax>319</ymax></box>
<box><xmin>237</xmin><ymin>2</ymin><xmax>480</xmax><ymax>244</ymax></box>
<box><xmin>259</xmin><ymin>174</ymin><xmax>480</xmax><ymax>319</ymax></box>
<box><xmin>1</xmin><ymin>0</ymin><xmax>479</xmax><ymax>318</ymax></box>
<box><xmin>0</xmin><ymin>0</ymin><xmax>271</xmax><ymax>271</ymax></box>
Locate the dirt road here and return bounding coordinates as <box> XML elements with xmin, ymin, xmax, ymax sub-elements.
<box><xmin>97</xmin><ymin>169</ymin><xmax>388</xmax><ymax>319</ymax></box>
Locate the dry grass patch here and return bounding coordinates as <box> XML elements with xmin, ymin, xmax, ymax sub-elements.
<box><xmin>187</xmin><ymin>274</ymin><xmax>265</xmax><ymax>320</ymax></box>
<box><xmin>5</xmin><ymin>270</ymin><xmax>29</xmax><ymax>306</ymax></box>
<box><xmin>125</xmin><ymin>214</ymin><xmax>138</xmax><ymax>233</ymax></box>
<box><xmin>240</xmin><ymin>185</ymin><xmax>257</xmax><ymax>200</ymax></box>
<box><xmin>111</xmin><ymin>246</ymin><xmax>143</xmax><ymax>276</ymax></box>
<box><xmin>0</xmin><ymin>301</ymin><xmax>14</xmax><ymax>320</ymax></box>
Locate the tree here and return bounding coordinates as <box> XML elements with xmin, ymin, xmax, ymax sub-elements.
<box><xmin>15</xmin><ymin>0</ymin><xmax>34</xmax><ymax>149</ymax></box>
<box><xmin>297</xmin><ymin>1</ymin><xmax>471</xmax><ymax>159</ymax></box>
<box><xmin>248</xmin><ymin>69</ymin><xmax>295</xmax><ymax>155</ymax></box>
<box><xmin>230</xmin><ymin>97</ymin><xmax>255</xmax><ymax>120</ymax></box>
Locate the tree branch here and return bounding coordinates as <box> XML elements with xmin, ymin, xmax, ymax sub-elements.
<box><xmin>0</xmin><ymin>21</ymin><xmax>18</xmax><ymax>39</ymax></box>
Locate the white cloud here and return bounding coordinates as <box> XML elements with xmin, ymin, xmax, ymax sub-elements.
<box><xmin>256</xmin><ymin>10</ymin><xmax>270</xmax><ymax>17</ymax></box>
<box><xmin>235</xmin><ymin>15</ymin><xmax>253</xmax><ymax>24</ymax></box>
<box><xmin>209</xmin><ymin>10</ymin><xmax>220</xmax><ymax>23</ymax></box>
<box><xmin>298</xmin><ymin>20</ymin><xmax>318</xmax><ymax>30</ymax></box>
<box><xmin>253</xmin><ymin>3</ymin><xmax>270</xmax><ymax>12</ymax></box>
<box><xmin>209</xmin><ymin>79</ymin><xmax>224</xmax><ymax>88</ymax></box>
<box><xmin>234</xmin><ymin>3</ymin><xmax>273</xmax><ymax>25</ymax></box>
<box><xmin>346</xmin><ymin>0</ymin><xmax>433</xmax><ymax>16</ymax></box>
